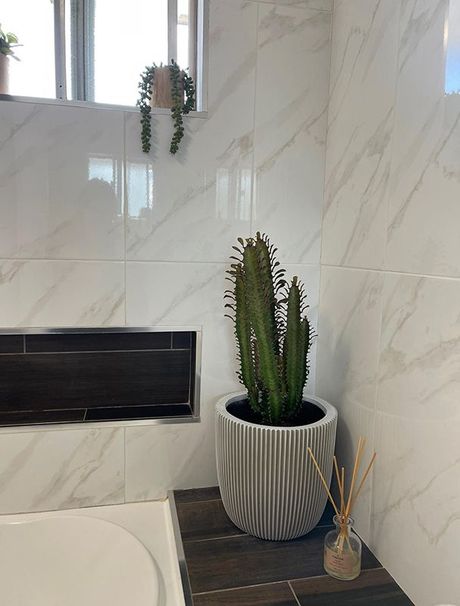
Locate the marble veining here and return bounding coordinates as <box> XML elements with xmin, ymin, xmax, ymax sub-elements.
<box><xmin>253</xmin><ymin>4</ymin><xmax>330</xmax><ymax>264</ymax></box>
<box><xmin>322</xmin><ymin>0</ymin><xmax>400</xmax><ymax>270</ymax></box>
<box><xmin>319</xmin><ymin>1</ymin><xmax>460</xmax><ymax>603</ymax></box>
<box><xmin>0</xmin><ymin>428</ymin><xmax>124</xmax><ymax>514</ymax></box>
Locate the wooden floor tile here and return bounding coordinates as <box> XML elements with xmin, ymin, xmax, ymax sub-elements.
<box><xmin>184</xmin><ymin>525</ymin><xmax>381</xmax><ymax>594</ymax></box>
<box><xmin>174</xmin><ymin>486</ymin><xmax>221</xmax><ymax>504</ymax></box>
<box><xmin>291</xmin><ymin>568</ymin><xmax>415</xmax><ymax>605</ymax></box>
<box><xmin>193</xmin><ymin>582</ymin><xmax>298</xmax><ymax>606</ymax></box>
<box><xmin>177</xmin><ymin>498</ymin><xmax>243</xmax><ymax>541</ymax></box>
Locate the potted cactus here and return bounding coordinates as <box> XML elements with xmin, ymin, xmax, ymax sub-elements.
<box><xmin>0</xmin><ymin>24</ymin><xmax>20</xmax><ymax>95</ymax></box>
<box><xmin>216</xmin><ymin>233</ymin><xmax>337</xmax><ymax>541</ymax></box>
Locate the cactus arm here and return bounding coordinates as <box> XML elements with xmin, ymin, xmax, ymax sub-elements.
<box><xmin>233</xmin><ymin>266</ymin><xmax>259</xmax><ymax>411</ymax></box>
<box><xmin>254</xmin><ymin>235</ymin><xmax>279</xmax><ymax>354</ymax></box>
<box><xmin>299</xmin><ymin>316</ymin><xmax>311</xmax><ymax>395</ymax></box>
<box><xmin>283</xmin><ymin>277</ymin><xmax>304</xmax><ymax>416</ymax></box>
<box><xmin>244</xmin><ymin>244</ymin><xmax>283</xmax><ymax>423</ymax></box>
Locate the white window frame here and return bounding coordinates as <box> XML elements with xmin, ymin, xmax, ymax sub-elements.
<box><xmin>1</xmin><ymin>0</ymin><xmax>207</xmax><ymax>113</ymax></box>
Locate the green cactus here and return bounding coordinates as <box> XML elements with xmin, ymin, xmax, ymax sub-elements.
<box><xmin>225</xmin><ymin>233</ymin><xmax>313</xmax><ymax>425</ymax></box>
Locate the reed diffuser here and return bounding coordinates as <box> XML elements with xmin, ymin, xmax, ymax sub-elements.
<box><xmin>308</xmin><ymin>437</ymin><xmax>376</xmax><ymax>581</ymax></box>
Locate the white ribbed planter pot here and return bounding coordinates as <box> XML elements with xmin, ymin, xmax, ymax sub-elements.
<box><xmin>216</xmin><ymin>392</ymin><xmax>337</xmax><ymax>541</ymax></box>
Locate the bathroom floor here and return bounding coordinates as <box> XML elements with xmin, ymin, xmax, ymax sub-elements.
<box><xmin>173</xmin><ymin>488</ymin><xmax>414</xmax><ymax>605</ymax></box>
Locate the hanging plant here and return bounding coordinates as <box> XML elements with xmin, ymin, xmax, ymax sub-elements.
<box><xmin>0</xmin><ymin>24</ymin><xmax>21</xmax><ymax>60</ymax></box>
<box><xmin>137</xmin><ymin>60</ymin><xmax>196</xmax><ymax>155</ymax></box>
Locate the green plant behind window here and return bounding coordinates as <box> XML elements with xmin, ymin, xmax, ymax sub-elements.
<box><xmin>0</xmin><ymin>24</ymin><xmax>20</xmax><ymax>60</ymax></box>
<box><xmin>137</xmin><ymin>60</ymin><xmax>195</xmax><ymax>155</ymax></box>
<box><xmin>225</xmin><ymin>233</ymin><xmax>313</xmax><ymax>426</ymax></box>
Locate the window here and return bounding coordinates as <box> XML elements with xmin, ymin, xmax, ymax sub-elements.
<box><xmin>446</xmin><ymin>0</ymin><xmax>460</xmax><ymax>95</ymax></box>
<box><xmin>2</xmin><ymin>0</ymin><xmax>204</xmax><ymax>109</ymax></box>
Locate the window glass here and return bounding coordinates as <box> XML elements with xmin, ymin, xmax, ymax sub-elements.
<box><xmin>2</xmin><ymin>1</ymin><xmax>55</xmax><ymax>98</ymax></box>
<box><xmin>1</xmin><ymin>0</ymin><xmax>201</xmax><ymax>108</ymax></box>
<box><xmin>177</xmin><ymin>0</ymin><xmax>190</xmax><ymax>74</ymax></box>
<box><xmin>91</xmin><ymin>0</ymin><xmax>168</xmax><ymax>106</ymax></box>
<box><xmin>446</xmin><ymin>0</ymin><xmax>460</xmax><ymax>94</ymax></box>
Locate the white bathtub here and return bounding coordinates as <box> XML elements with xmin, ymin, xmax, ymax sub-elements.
<box><xmin>0</xmin><ymin>500</ymin><xmax>185</xmax><ymax>606</ymax></box>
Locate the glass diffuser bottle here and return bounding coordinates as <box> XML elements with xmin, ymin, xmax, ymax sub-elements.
<box><xmin>308</xmin><ymin>438</ymin><xmax>376</xmax><ymax>583</ymax></box>
<box><xmin>324</xmin><ymin>515</ymin><xmax>362</xmax><ymax>581</ymax></box>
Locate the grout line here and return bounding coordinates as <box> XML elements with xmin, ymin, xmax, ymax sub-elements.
<box><xmin>315</xmin><ymin>0</ymin><xmax>335</xmax><ymax>393</ymax></box>
<box><xmin>192</xmin><ymin>569</ymin><xmax>384</xmax><ymax>598</ymax></box>
<box><xmin>288</xmin><ymin>581</ymin><xmax>302</xmax><ymax>606</ymax></box>
<box><xmin>0</xmin><ymin>257</ymin><xmax>324</xmax><ymax>269</ymax></box>
<box><xmin>321</xmin><ymin>263</ymin><xmax>460</xmax><ymax>282</ymax></box>
<box><xmin>250</xmin><ymin>1</ymin><xmax>260</xmax><ymax>236</ymax></box>
<box><xmin>123</xmin><ymin>426</ymin><xmax>127</xmax><ymax>504</ymax></box>
<box><xmin>176</xmin><ymin>497</ymin><xmax>222</xmax><ymax>505</ymax></box>
<box><xmin>122</xmin><ymin>111</ymin><xmax>128</xmax><ymax>327</ymax></box>
<box><xmin>192</xmin><ymin>580</ymin><xmax>293</xmax><ymax>597</ymax></box>
<box><xmin>183</xmin><ymin>532</ymin><xmax>247</xmax><ymax>544</ymax></box>
<box><xmin>182</xmin><ymin>524</ymin><xmax>334</xmax><ymax>545</ymax></box>
<box><xmin>246</xmin><ymin>0</ymin><xmax>331</xmax><ymax>11</ymax></box>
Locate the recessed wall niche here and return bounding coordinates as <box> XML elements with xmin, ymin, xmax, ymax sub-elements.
<box><xmin>0</xmin><ymin>328</ymin><xmax>199</xmax><ymax>427</ymax></box>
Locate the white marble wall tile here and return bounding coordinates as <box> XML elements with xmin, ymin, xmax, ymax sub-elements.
<box><xmin>0</xmin><ymin>428</ymin><xmax>125</xmax><ymax>513</ymax></box>
<box><xmin>0</xmin><ymin>260</ymin><xmax>124</xmax><ymax>327</ymax></box>
<box><xmin>370</xmin><ymin>274</ymin><xmax>460</xmax><ymax>603</ymax></box>
<box><xmin>316</xmin><ymin>267</ymin><xmax>384</xmax><ymax>411</ymax></box>
<box><xmin>125</xmin><ymin>261</ymin><xmax>320</xmax><ymax>499</ymax></box>
<box><xmin>385</xmin><ymin>0</ymin><xmax>460</xmax><ymax>277</ymax></box>
<box><xmin>377</xmin><ymin>274</ymin><xmax>460</xmax><ymax>420</ymax></box>
<box><xmin>125</xmin><ymin>0</ymin><xmax>257</xmax><ymax>263</ymax></box>
<box><xmin>253</xmin><ymin>1</ymin><xmax>333</xmax><ymax>13</ymax></box>
<box><xmin>125</xmin><ymin>261</ymin><xmax>238</xmax><ymax>499</ymax></box>
<box><xmin>316</xmin><ymin>267</ymin><xmax>384</xmax><ymax>540</ymax></box>
<box><xmin>253</xmin><ymin>4</ymin><xmax>331</xmax><ymax>264</ymax></box>
<box><xmin>322</xmin><ymin>0</ymin><xmax>400</xmax><ymax>269</ymax></box>
<box><xmin>0</xmin><ymin>102</ymin><xmax>124</xmax><ymax>261</ymax></box>
<box><xmin>372</xmin><ymin>412</ymin><xmax>460</xmax><ymax>606</ymax></box>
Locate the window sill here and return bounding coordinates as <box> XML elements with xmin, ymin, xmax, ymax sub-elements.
<box><xmin>0</xmin><ymin>93</ymin><xmax>208</xmax><ymax>118</ymax></box>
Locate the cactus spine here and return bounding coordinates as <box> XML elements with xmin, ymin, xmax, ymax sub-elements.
<box><xmin>225</xmin><ymin>233</ymin><xmax>312</xmax><ymax>425</ymax></box>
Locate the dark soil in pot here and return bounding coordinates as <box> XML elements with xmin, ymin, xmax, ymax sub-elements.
<box><xmin>227</xmin><ymin>398</ymin><xmax>325</xmax><ymax>427</ymax></box>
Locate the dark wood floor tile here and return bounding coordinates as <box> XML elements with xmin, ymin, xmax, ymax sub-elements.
<box><xmin>193</xmin><ymin>582</ymin><xmax>298</xmax><ymax>606</ymax></box>
<box><xmin>174</xmin><ymin>487</ymin><xmax>221</xmax><ymax>504</ymax></box>
<box><xmin>291</xmin><ymin>568</ymin><xmax>414</xmax><ymax>606</ymax></box>
<box><xmin>177</xmin><ymin>498</ymin><xmax>243</xmax><ymax>541</ymax></box>
<box><xmin>184</xmin><ymin>525</ymin><xmax>380</xmax><ymax>594</ymax></box>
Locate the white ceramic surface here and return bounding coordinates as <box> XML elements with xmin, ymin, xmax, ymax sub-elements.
<box><xmin>216</xmin><ymin>392</ymin><xmax>337</xmax><ymax>540</ymax></box>
<box><xmin>0</xmin><ymin>500</ymin><xmax>185</xmax><ymax>606</ymax></box>
<box><xmin>0</xmin><ymin>516</ymin><xmax>159</xmax><ymax>606</ymax></box>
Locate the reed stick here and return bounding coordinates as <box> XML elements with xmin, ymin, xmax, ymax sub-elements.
<box><xmin>333</xmin><ymin>456</ymin><xmax>344</xmax><ymax>515</ymax></box>
<box><xmin>344</xmin><ymin>437</ymin><xmax>365</xmax><ymax>518</ymax></box>
<box><xmin>307</xmin><ymin>447</ymin><xmax>340</xmax><ymax>518</ymax></box>
<box><xmin>349</xmin><ymin>452</ymin><xmax>377</xmax><ymax>512</ymax></box>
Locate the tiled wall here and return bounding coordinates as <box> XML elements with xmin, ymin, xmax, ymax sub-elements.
<box><xmin>0</xmin><ymin>0</ymin><xmax>331</xmax><ymax>513</ymax></box>
<box><xmin>316</xmin><ymin>2</ymin><xmax>460</xmax><ymax>605</ymax></box>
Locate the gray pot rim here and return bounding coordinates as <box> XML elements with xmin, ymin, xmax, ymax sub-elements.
<box><xmin>216</xmin><ymin>391</ymin><xmax>337</xmax><ymax>432</ymax></box>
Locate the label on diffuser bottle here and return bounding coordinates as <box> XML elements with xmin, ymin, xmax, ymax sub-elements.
<box><xmin>324</xmin><ymin>546</ymin><xmax>359</xmax><ymax>578</ymax></box>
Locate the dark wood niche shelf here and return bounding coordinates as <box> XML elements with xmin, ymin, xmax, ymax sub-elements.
<box><xmin>173</xmin><ymin>487</ymin><xmax>414</xmax><ymax>605</ymax></box>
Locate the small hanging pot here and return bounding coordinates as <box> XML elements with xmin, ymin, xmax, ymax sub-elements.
<box><xmin>150</xmin><ymin>66</ymin><xmax>184</xmax><ymax>109</ymax></box>
<box><xmin>0</xmin><ymin>53</ymin><xmax>9</xmax><ymax>95</ymax></box>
